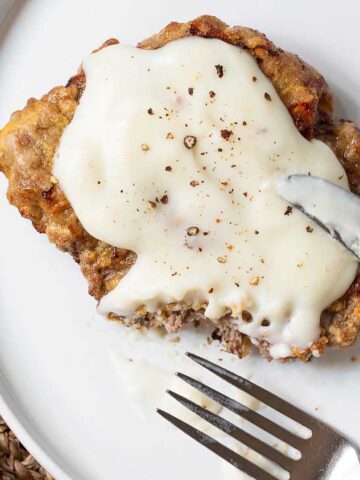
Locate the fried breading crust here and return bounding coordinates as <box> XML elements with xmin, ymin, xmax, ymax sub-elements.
<box><xmin>1</xmin><ymin>16</ymin><xmax>359</xmax><ymax>359</ymax></box>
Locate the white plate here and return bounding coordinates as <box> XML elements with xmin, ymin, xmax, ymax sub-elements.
<box><xmin>0</xmin><ymin>1</ymin><xmax>360</xmax><ymax>479</ymax></box>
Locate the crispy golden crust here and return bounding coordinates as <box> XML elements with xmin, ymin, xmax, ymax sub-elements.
<box><xmin>0</xmin><ymin>15</ymin><xmax>359</xmax><ymax>359</ymax></box>
<box><xmin>0</xmin><ymin>82</ymin><xmax>135</xmax><ymax>301</ymax></box>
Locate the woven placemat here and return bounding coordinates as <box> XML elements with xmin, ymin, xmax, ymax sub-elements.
<box><xmin>0</xmin><ymin>417</ymin><xmax>53</xmax><ymax>480</ymax></box>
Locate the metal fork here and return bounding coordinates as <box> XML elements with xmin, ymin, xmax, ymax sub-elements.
<box><xmin>157</xmin><ymin>352</ymin><xmax>360</xmax><ymax>479</ymax></box>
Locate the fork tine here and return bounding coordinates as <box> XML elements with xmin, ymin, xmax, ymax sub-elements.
<box><xmin>177</xmin><ymin>372</ymin><xmax>305</xmax><ymax>450</ymax></box>
<box><xmin>167</xmin><ymin>389</ymin><xmax>294</xmax><ymax>472</ymax></box>
<box><xmin>186</xmin><ymin>352</ymin><xmax>317</xmax><ymax>430</ymax></box>
<box><xmin>157</xmin><ymin>408</ymin><xmax>278</xmax><ymax>480</ymax></box>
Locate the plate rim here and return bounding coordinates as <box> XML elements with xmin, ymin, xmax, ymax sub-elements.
<box><xmin>0</xmin><ymin>2</ymin><xmax>360</xmax><ymax>479</ymax></box>
<box><xmin>0</xmin><ymin>382</ymin><xmax>71</xmax><ymax>479</ymax></box>
<box><xmin>0</xmin><ymin>2</ymin><xmax>70</xmax><ymax>478</ymax></box>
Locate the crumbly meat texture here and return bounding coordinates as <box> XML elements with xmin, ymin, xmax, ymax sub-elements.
<box><xmin>1</xmin><ymin>16</ymin><xmax>359</xmax><ymax>360</ymax></box>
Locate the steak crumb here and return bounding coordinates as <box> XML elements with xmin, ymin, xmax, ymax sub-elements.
<box><xmin>215</xmin><ymin>64</ymin><xmax>224</xmax><ymax>78</ymax></box>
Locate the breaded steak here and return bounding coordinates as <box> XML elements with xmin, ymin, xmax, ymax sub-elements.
<box><xmin>1</xmin><ymin>16</ymin><xmax>359</xmax><ymax>360</ymax></box>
